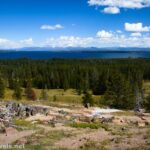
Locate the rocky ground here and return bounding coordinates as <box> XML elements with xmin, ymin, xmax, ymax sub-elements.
<box><xmin>0</xmin><ymin>101</ymin><xmax>150</xmax><ymax>150</ymax></box>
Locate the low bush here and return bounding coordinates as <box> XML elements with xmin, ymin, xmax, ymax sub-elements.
<box><xmin>68</xmin><ymin>122</ymin><xmax>108</xmax><ymax>130</ymax></box>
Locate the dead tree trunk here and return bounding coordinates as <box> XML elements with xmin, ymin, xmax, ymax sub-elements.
<box><xmin>134</xmin><ymin>87</ymin><xmax>144</xmax><ymax>112</ymax></box>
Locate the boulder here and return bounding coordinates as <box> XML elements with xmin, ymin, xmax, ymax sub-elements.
<box><xmin>101</xmin><ymin>116</ymin><xmax>114</xmax><ymax>123</ymax></box>
<box><xmin>79</xmin><ymin>116</ymin><xmax>91</xmax><ymax>123</ymax></box>
<box><xmin>137</xmin><ymin>121</ymin><xmax>146</xmax><ymax>127</ymax></box>
<box><xmin>138</xmin><ymin>122</ymin><xmax>145</xmax><ymax>127</ymax></box>
<box><xmin>112</xmin><ymin>118</ymin><xmax>126</xmax><ymax>125</ymax></box>
<box><xmin>91</xmin><ymin>117</ymin><xmax>100</xmax><ymax>123</ymax></box>
<box><xmin>65</xmin><ymin>115</ymin><xmax>71</xmax><ymax>120</ymax></box>
<box><xmin>5</xmin><ymin>102</ymin><xmax>50</xmax><ymax>119</ymax></box>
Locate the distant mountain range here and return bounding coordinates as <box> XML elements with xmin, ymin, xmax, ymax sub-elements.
<box><xmin>0</xmin><ymin>47</ymin><xmax>150</xmax><ymax>52</ymax></box>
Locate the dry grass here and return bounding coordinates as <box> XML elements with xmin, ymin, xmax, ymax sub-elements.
<box><xmin>112</xmin><ymin>111</ymin><xmax>135</xmax><ymax>116</ymax></box>
<box><xmin>2</xmin><ymin>88</ymin><xmax>100</xmax><ymax>105</ymax></box>
<box><xmin>143</xmin><ymin>80</ymin><xmax>150</xmax><ymax>96</ymax></box>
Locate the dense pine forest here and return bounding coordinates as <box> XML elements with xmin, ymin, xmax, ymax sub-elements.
<box><xmin>0</xmin><ymin>58</ymin><xmax>150</xmax><ymax>110</ymax></box>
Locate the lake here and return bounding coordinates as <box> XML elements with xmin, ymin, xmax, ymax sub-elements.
<box><xmin>0</xmin><ymin>51</ymin><xmax>150</xmax><ymax>59</ymax></box>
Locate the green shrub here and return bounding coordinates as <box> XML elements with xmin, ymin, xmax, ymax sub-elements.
<box><xmin>68</xmin><ymin>122</ymin><xmax>108</xmax><ymax>130</ymax></box>
<box><xmin>13</xmin><ymin>119</ymin><xmax>36</xmax><ymax>130</ymax></box>
<box><xmin>82</xmin><ymin>91</ymin><xmax>94</xmax><ymax>107</ymax></box>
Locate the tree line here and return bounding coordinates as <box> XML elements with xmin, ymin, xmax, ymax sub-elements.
<box><xmin>0</xmin><ymin>58</ymin><xmax>150</xmax><ymax>111</ymax></box>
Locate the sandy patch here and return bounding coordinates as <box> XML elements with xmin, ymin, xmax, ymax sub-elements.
<box><xmin>25</xmin><ymin>114</ymin><xmax>54</xmax><ymax>122</ymax></box>
<box><xmin>55</xmin><ymin>129</ymin><xmax>111</xmax><ymax>149</ymax></box>
<box><xmin>0</xmin><ymin>130</ymin><xmax>34</xmax><ymax>144</ymax></box>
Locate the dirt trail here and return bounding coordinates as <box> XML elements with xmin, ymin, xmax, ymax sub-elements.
<box><xmin>55</xmin><ymin>128</ymin><xmax>111</xmax><ymax>149</ymax></box>
<box><xmin>0</xmin><ymin>130</ymin><xmax>35</xmax><ymax>144</ymax></box>
<box><xmin>108</xmin><ymin>127</ymin><xmax>150</xmax><ymax>150</ymax></box>
<box><xmin>38</xmin><ymin>124</ymin><xmax>75</xmax><ymax>132</ymax></box>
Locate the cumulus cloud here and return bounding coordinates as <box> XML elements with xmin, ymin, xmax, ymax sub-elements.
<box><xmin>41</xmin><ymin>24</ymin><xmax>64</xmax><ymax>30</ymax></box>
<box><xmin>44</xmin><ymin>31</ymin><xmax>150</xmax><ymax>48</ymax></box>
<box><xmin>0</xmin><ymin>38</ymin><xmax>34</xmax><ymax>49</ymax></box>
<box><xmin>130</xmin><ymin>32</ymin><xmax>142</xmax><ymax>37</ymax></box>
<box><xmin>0</xmin><ymin>38</ymin><xmax>10</xmax><ymax>45</ymax></box>
<box><xmin>103</xmin><ymin>7</ymin><xmax>120</xmax><ymax>14</ymax></box>
<box><xmin>96</xmin><ymin>30</ymin><xmax>113</xmax><ymax>38</ymax></box>
<box><xmin>1</xmin><ymin>32</ymin><xmax>150</xmax><ymax>49</ymax></box>
<box><xmin>117</xmin><ymin>36</ymin><xmax>150</xmax><ymax>47</ymax></box>
<box><xmin>116</xmin><ymin>30</ymin><xmax>122</xmax><ymax>33</ymax></box>
<box><xmin>95</xmin><ymin>34</ymin><xmax>150</xmax><ymax>47</ymax></box>
<box><xmin>88</xmin><ymin>0</ymin><xmax>150</xmax><ymax>14</ymax></box>
<box><xmin>20</xmin><ymin>38</ymin><xmax>34</xmax><ymax>45</ymax></box>
<box><xmin>46</xmin><ymin>36</ymin><xmax>94</xmax><ymax>47</ymax></box>
<box><xmin>0</xmin><ymin>38</ymin><xmax>18</xmax><ymax>49</ymax></box>
<box><xmin>125</xmin><ymin>23</ymin><xmax>150</xmax><ymax>32</ymax></box>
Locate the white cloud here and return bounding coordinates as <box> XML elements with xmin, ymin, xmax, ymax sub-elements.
<box><xmin>117</xmin><ymin>36</ymin><xmax>150</xmax><ymax>47</ymax></box>
<box><xmin>88</xmin><ymin>0</ymin><xmax>150</xmax><ymax>14</ymax></box>
<box><xmin>0</xmin><ymin>38</ymin><xmax>18</xmax><ymax>49</ymax></box>
<box><xmin>46</xmin><ymin>33</ymin><xmax>148</xmax><ymax>48</ymax></box>
<box><xmin>41</xmin><ymin>24</ymin><xmax>64</xmax><ymax>30</ymax></box>
<box><xmin>0</xmin><ymin>38</ymin><xmax>34</xmax><ymax>49</ymax></box>
<box><xmin>20</xmin><ymin>38</ymin><xmax>34</xmax><ymax>45</ymax></box>
<box><xmin>103</xmin><ymin>7</ymin><xmax>120</xmax><ymax>14</ymax></box>
<box><xmin>1</xmin><ymin>32</ymin><xmax>150</xmax><ymax>49</ymax></box>
<box><xmin>125</xmin><ymin>23</ymin><xmax>150</xmax><ymax>32</ymax></box>
<box><xmin>116</xmin><ymin>30</ymin><xmax>122</xmax><ymax>33</ymax></box>
<box><xmin>46</xmin><ymin>36</ymin><xmax>94</xmax><ymax>47</ymax></box>
<box><xmin>88</xmin><ymin>0</ymin><xmax>150</xmax><ymax>9</ymax></box>
<box><xmin>0</xmin><ymin>38</ymin><xmax>10</xmax><ymax>45</ymax></box>
<box><xmin>130</xmin><ymin>32</ymin><xmax>142</xmax><ymax>37</ymax></box>
<box><xmin>95</xmin><ymin>34</ymin><xmax>150</xmax><ymax>48</ymax></box>
<box><xmin>96</xmin><ymin>30</ymin><xmax>113</xmax><ymax>38</ymax></box>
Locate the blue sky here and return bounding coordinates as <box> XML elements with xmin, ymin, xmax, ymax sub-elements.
<box><xmin>0</xmin><ymin>0</ymin><xmax>150</xmax><ymax>48</ymax></box>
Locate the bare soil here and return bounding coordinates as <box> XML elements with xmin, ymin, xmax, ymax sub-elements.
<box><xmin>0</xmin><ymin>103</ymin><xmax>149</xmax><ymax>150</ymax></box>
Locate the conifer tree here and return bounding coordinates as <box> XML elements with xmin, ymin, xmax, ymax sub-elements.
<box><xmin>82</xmin><ymin>91</ymin><xmax>94</xmax><ymax>107</ymax></box>
<box><xmin>13</xmin><ymin>81</ymin><xmax>22</xmax><ymax>100</ymax></box>
<box><xmin>0</xmin><ymin>77</ymin><xmax>5</xmax><ymax>99</ymax></box>
<box><xmin>25</xmin><ymin>80</ymin><xmax>37</xmax><ymax>100</ymax></box>
<box><xmin>102</xmin><ymin>71</ymin><xmax>134</xmax><ymax>109</ymax></box>
<box><xmin>40</xmin><ymin>88</ymin><xmax>49</xmax><ymax>100</ymax></box>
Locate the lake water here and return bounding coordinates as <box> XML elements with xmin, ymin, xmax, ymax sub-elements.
<box><xmin>0</xmin><ymin>51</ymin><xmax>150</xmax><ymax>59</ymax></box>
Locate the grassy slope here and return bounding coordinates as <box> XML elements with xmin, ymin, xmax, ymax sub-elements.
<box><xmin>3</xmin><ymin>88</ymin><xmax>100</xmax><ymax>105</ymax></box>
<box><xmin>3</xmin><ymin>80</ymin><xmax>150</xmax><ymax>105</ymax></box>
<box><xmin>143</xmin><ymin>80</ymin><xmax>150</xmax><ymax>96</ymax></box>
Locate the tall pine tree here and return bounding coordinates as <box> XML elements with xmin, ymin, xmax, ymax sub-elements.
<box><xmin>40</xmin><ymin>88</ymin><xmax>49</xmax><ymax>100</ymax></box>
<box><xmin>25</xmin><ymin>80</ymin><xmax>37</xmax><ymax>101</ymax></box>
<box><xmin>0</xmin><ymin>77</ymin><xmax>5</xmax><ymax>99</ymax></box>
<box><xmin>82</xmin><ymin>91</ymin><xmax>94</xmax><ymax>107</ymax></box>
<box><xmin>13</xmin><ymin>80</ymin><xmax>22</xmax><ymax>100</ymax></box>
<box><xmin>102</xmin><ymin>71</ymin><xmax>134</xmax><ymax>109</ymax></box>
